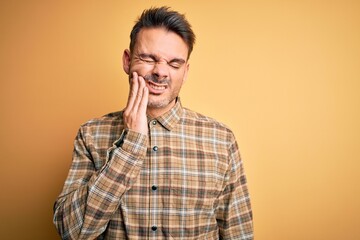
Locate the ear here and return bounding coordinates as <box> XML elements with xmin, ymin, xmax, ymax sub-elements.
<box><xmin>122</xmin><ymin>49</ymin><xmax>131</xmax><ymax>75</ymax></box>
<box><xmin>182</xmin><ymin>62</ymin><xmax>190</xmax><ymax>84</ymax></box>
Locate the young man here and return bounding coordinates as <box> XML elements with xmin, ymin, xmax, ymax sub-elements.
<box><xmin>54</xmin><ymin>7</ymin><xmax>253</xmax><ymax>239</ymax></box>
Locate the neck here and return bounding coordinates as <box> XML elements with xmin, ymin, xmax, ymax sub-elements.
<box><xmin>146</xmin><ymin>99</ymin><xmax>176</xmax><ymax>118</ymax></box>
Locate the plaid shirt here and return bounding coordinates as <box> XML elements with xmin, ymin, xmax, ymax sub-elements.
<box><xmin>53</xmin><ymin>100</ymin><xmax>253</xmax><ymax>239</ymax></box>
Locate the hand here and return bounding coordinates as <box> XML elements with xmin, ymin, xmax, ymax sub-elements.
<box><xmin>123</xmin><ymin>72</ymin><xmax>149</xmax><ymax>135</ymax></box>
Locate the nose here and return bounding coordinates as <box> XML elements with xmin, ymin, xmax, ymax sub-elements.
<box><xmin>152</xmin><ymin>61</ymin><xmax>169</xmax><ymax>80</ymax></box>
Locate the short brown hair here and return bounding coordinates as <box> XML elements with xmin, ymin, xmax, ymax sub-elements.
<box><xmin>129</xmin><ymin>6</ymin><xmax>196</xmax><ymax>59</ymax></box>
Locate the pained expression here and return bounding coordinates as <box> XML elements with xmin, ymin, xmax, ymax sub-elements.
<box><xmin>123</xmin><ymin>27</ymin><xmax>190</xmax><ymax>112</ymax></box>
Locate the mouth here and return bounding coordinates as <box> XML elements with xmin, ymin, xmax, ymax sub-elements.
<box><xmin>146</xmin><ymin>81</ymin><xmax>167</xmax><ymax>95</ymax></box>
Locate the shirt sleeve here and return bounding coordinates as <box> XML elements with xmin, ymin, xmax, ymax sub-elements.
<box><xmin>216</xmin><ymin>133</ymin><xmax>254</xmax><ymax>240</ymax></box>
<box><xmin>53</xmin><ymin>126</ymin><xmax>147</xmax><ymax>240</ymax></box>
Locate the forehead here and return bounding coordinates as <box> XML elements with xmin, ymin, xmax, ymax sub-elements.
<box><xmin>134</xmin><ymin>28</ymin><xmax>189</xmax><ymax>60</ymax></box>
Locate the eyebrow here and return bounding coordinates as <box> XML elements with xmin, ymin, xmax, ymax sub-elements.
<box><xmin>139</xmin><ymin>53</ymin><xmax>156</xmax><ymax>60</ymax></box>
<box><xmin>169</xmin><ymin>58</ymin><xmax>186</xmax><ymax>64</ymax></box>
<box><xmin>139</xmin><ymin>53</ymin><xmax>186</xmax><ymax>64</ymax></box>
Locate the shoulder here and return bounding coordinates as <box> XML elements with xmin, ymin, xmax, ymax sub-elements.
<box><xmin>182</xmin><ymin>107</ymin><xmax>235</xmax><ymax>140</ymax></box>
<box><xmin>79</xmin><ymin>111</ymin><xmax>124</xmax><ymax>133</ymax></box>
<box><xmin>182</xmin><ymin>107</ymin><xmax>230</xmax><ymax>129</ymax></box>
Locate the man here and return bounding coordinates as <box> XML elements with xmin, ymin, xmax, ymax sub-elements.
<box><xmin>53</xmin><ymin>6</ymin><xmax>253</xmax><ymax>239</ymax></box>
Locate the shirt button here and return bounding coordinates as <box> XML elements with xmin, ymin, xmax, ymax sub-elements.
<box><xmin>152</xmin><ymin>120</ymin><xmax>157</xmax><ymax>125</ymax></box>
<box><xmin>153</xmin><ymin>146</ymin><xmax>158</xmax><ymax>151</ymax></box>
<box><xmin>151</xmin><ymin>225</ymin><xmax>157</xmax><ymax>231</ymax></box>
<box><xmin>151</xmin><ymin>185</ymin><xmax>157</xmax><ymax>191</ymax></box>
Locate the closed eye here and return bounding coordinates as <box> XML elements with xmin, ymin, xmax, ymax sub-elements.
<box><xmin>168</xmin><ymin>62</ymin><xmax>181</xmax><ymax>69</ymax></box>
<box><xmin>168</xmin><ymin>59</ymin><xmax>185</xmax><ymax>69</ymax></box>
<box><xmin>137</xmin><ymin>53</ymin><xmax>186</xmax><ymax>69</ymax></box>
<box><xmin>139</xmin><ymin>54</ymin><xmax>156</xmax><ymax>64</ymax></box>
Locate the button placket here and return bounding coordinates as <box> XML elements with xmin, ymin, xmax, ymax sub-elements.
<box><xmin>149</xmin><ymin>119</ymin><xmax>159</xmax><ymax>236</ymax></box>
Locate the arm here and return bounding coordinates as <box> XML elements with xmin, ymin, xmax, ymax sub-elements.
<box><xmin>53</xmin><ymin>73</ymin><xmax>149</xmax><ymax>239</ymax></box>
<box><xmin>53</xmin><ymin>127</ymin><xmax>147</xmax><ymax>239</ymax></box>
<box><xmin>216</xmin><ymin>134</ymin><xmax>254</xmax><ymax>240</ymax></box>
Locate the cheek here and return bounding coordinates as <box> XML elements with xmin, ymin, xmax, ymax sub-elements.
<box><xmin>130</xmin><ymin>63</ymin><xmax>153</xmax><ymax>75</ymax></box>
<box><xmin>171</xmin><ymin>71</ymin><xmax>186</xmax><ymax>84</ymax></box>
<box><xmin>171</xmin><ymin>78</ymin><xmax>185</xmax><ymax>91</ymax></box>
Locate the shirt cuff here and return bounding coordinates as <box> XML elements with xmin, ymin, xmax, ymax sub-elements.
<box><xmin>113</xmin><ymin>129</ymin><xmax>148</xmax><ymax>156</ymax></box>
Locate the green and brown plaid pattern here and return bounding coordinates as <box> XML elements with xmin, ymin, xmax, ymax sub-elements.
<box><xmin>54</xmin><ymin>100</ymin><xmax>253</xmax><ymax>239</ymax></box>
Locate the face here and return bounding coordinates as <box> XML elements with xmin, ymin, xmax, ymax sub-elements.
<box><xmin>123</xmin><ymin>27</ymin><xmax>190</xmax><ymax>114</ymax></box>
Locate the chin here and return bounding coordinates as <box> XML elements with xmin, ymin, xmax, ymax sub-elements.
<box><xmin>147</xmin><ymin>96</ymin><xmax>173</xmax><ymax>109</ymax></box>
<box><xmin>147</xmin><ymin>100</ymin><xmax>169</xmax><ymax>109</ymax></box>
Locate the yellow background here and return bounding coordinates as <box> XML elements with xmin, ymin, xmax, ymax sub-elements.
<box><xmin>1</xmin><ymin>0</ymin><xmax>359</xmax><ymax>239</ymax></box>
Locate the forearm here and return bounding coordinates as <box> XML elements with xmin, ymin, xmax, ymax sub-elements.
<box><xmin>53</xmin><ymin>129</ymin><xmax>147</xmax><ymax>239</ymax></box>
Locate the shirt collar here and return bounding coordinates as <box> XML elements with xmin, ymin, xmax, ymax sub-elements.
<box><xmin>149</xmin><ymin>98</ymin><xmax>183</xmax><ymax>131</ymax></box>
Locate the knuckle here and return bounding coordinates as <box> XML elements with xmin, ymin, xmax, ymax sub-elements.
<box><xmin>123</xmin><ymin>111</ymin><xmax>130</xmax><ymax>118</ymax></box>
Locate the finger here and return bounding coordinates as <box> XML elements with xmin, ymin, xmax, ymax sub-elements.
<box><xmin>132</xmin><ymin>75</ymin><xmax>146</xmax><ymax>113</ymax></box>
<box><xmin>138</xmin><ymin>85</ymin><xmax>148</xmax><ymax>114</ymax></box>
<box><xmin>126</xmin><ymin>72</ymin><xmax>139</xmax><ymax>110</ymax></box>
